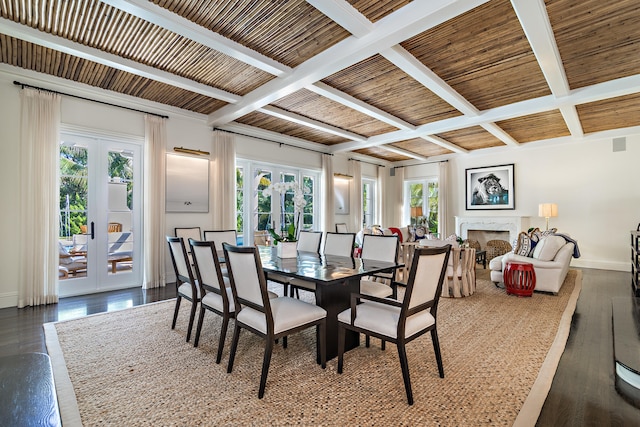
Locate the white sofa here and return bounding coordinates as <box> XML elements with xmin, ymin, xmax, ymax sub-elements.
<box><xmin>489</xmin><ymin>236</ymin><xmax>575</xmax><ymax>295</ymax></box>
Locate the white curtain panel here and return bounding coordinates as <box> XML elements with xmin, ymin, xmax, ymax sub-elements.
<box><xmin>350</xmin><ymin>159</ymin><xmax>362</xmax><ymax>232</ymax></box>
<box><xmin>439</xmin><ymin>161</ymin><xmax>449</xmax><ymax>238</ymax></box>
<box><xmin>376</xmin><ymin>165</ymin><xmax>386</xmax><ymax>227</ymax></box>
<box><xmin>322</xmin><ymin>154</ymin><xmax>334</xmax><ymax>232</ymax></box>
<box><xmin>18</xmin><ymin>88</ymin><xmax>61</xmax><ymax>308</ymax></box>
<box><xmin>143</xmin><ymin>115</ymin><xmax>167</xmax><ymax>289</ymax></box>
<box><xmin>211</xmin><ymin>130</ymin><xmax>236</xmax><ymax>229</ymax></box>
<box><xmin>393</xmin><ymin>167</ymin><xmax>405</xmax><ymax>226</ymax></box>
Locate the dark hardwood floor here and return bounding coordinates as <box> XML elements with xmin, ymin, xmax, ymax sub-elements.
<box><xmin>0</xmin><ymin>269</ymin><xmax>638</xmax><ymax>425</ymax></box>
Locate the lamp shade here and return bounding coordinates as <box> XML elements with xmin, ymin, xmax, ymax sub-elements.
<box><xmin>411</xmin><ymin>206</ymin><xmax>423</xmax><ymax>217</ymax></box>
<box><xmin>538</xmin><ymin>203</ymin><xmax>558</xmax><ymax>218</ymax></box>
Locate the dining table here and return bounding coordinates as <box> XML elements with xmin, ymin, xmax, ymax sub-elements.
<box><xmin>257</xmin><ymin>246</ymin><xmax>404</xmax><ymax>361</ymax></box>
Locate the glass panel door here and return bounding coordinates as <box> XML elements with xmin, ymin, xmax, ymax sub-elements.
<box><xmin>59</xmin><ymin>133</ymin><xmax>142</xmax><ymax>297</ymax></box>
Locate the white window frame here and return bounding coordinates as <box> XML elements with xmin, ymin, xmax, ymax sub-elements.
<box><xmin>404</xmin><ymin>177</ymin><xmax>439</xmax><ymax>235</ymax></box>
<box><xmin>236</xmin><ymin>159</ymin><xmax>320</xmax><ymax>245</ymax></box>
<box><xmin>362</xmin><ymin>177</ymin><xmax>376</xmax><ymax>228</ymax></box>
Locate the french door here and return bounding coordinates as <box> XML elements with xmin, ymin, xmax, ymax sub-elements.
<box><xmin>58</xmin><ymin>132</ymin><xmax>142</xmax><ymax>297</ymax></box>
<box><xmin>236</xmin><ymin>160</ymin><xmax>319</xmax><ymax>246</ymax></box>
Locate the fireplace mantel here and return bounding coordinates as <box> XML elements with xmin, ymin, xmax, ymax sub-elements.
<box><xmin>455</xmin><ymin>216</ymin><xmax>530</xmax><ymax>243</ymax></box>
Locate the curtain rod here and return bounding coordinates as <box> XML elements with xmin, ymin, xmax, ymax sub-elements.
<box><xmin>214</xmin><ymin>128</ymin><xmax>332</xmax><ymax>156</ymax></box>
<box><xmin>348</xmin><ymin>157</ymin><xmax>386</xmax><ymax>167</ymax></box>
<box><xmin>393</xmin><ymin>159</ymin><xmax>448</xmax><ymax>169</ymax></box>
<box><xmin>13</xmin><ymin>81</ymin><xmax>169</xmax><ymax>119</ymax></box>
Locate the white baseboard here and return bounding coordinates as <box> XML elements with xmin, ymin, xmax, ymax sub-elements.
<box><xmin>571</xmin><ymin>259</ymin><xmax>629</xmax><ymax>272</ymax></box>
<box><xmin>0</xmin><ymin>292</ymin><xmax>18</xmax><ymax>309</ymax></box>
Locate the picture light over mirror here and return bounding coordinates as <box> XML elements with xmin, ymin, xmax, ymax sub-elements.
<box><xmin>173</xmin><ymin>146</ymin><xmax>210</xmax><ymax>156</ymax></box>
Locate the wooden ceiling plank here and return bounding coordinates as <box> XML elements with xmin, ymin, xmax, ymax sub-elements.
<box><xmin>207</xmin><ymin>0</ymin><xmax>491</xmax><ymax>126</ymax></box>
<box><xmin>307</xmin><ymin>81</ymin><xmax>413</xmax><ymax>131</ymax></box>
<box><xmin>306</xmin><ymin>0</ymin><xmax>373</xmax><ymax>37</ymax></box>
<box><xmin>330</xmin><ymin>71</ymin><xmax>640</xmax><ymax>152</ymax></box>
<box><xmin>259</xmin><ymin>105</ymin><xmax>366</xmax><ymax>141</ymax></box>
<box><xmin>103</xmin><ymin>0</ymin><xmax>291</xmax><ymax>77</ymax></box>
<box><xmin>0</xmin><ymin>16</ymin><xmax>241</xmax><ymax>103</ymax></box>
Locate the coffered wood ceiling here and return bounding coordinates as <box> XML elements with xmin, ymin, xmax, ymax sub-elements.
<box><xmin>1</xmin><ymin>0</ymin><xmax>639</xmax><ymax>163</ymax></box>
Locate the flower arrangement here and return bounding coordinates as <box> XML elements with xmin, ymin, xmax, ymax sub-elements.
<box><xmin>262</xmin><ymin>181</ymin><xmax>307</xmax><ymax>244</ymax></box>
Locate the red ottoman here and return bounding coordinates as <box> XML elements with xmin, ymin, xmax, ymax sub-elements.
<box><xmin>503</xmin><ymin>261</ymin><xmax>536</xmax><ymax>297</ymax></box>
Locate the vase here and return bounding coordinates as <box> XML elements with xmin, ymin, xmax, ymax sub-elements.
<box><xmin>276</xmin><ymin>241</ymin><xmax>298</xmax><ymax>258</ymax></box>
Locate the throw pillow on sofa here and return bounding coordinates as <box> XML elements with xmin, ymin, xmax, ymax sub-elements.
<box><xmin>513</xmin><ymin>231</ymin><xmax>536</xmax><ymax>257</ymax></box>
<box><xmin>532</xmin><ymin>235</ymin><xmax>566</xmax><ymax>261</ymax></box>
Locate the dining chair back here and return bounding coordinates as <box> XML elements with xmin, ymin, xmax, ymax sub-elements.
<box><xmin>189</xmin><ymin>239</ymin><xmax>234</xmax><ymax>362</ymax></box>
<box><xmin>203</xmin><ymin>229</ymin><xmax>237</xmax><ymax>247</ymax></box>
<box><xmin>166</xmin><ymin>236</ymin><xmax>200</xmax><ymax>342</ymax></box>
<box><xmin>359</xmin><ymin>234</ymin><xmax>400</xmax><ymax>299</ymax></box>
<box><xmin>335</xmin><ymin>223</ymin><xmax>348</xmax><ymax>233</ymax></box>
<box><xmin>337</xmin><ymin>245</ymin><xmax>451</xmax><ymax>405</ymax></box>
<box><xmin>222</xmin><ymin>243</ymin><xmax>327</xmax><ymax>399</ymax></box>
<box><xmin>323</xmin><ymin>232</ymin><xmax>356</xmax><ymax>257</ymax></box>
<box><xmin>296</xmin><ymin>231</ymin><xmax>323</xmax><ymax>253</ymax></box>
<box><xmin>175</xmin><ymin>227</ymin><xmax>202</xmax><ymax>241</ymax></box>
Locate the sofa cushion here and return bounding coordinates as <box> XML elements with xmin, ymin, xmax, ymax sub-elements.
<box><xmin>532</xmin><ymin>235</ymin><xmax>566</xmax><ymax>261</ymax></box>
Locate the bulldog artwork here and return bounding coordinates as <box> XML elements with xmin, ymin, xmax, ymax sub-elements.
<box><xmin>471</xmin><ymin>173</ymin><xmax>509</xmax><ymax>205</ymax></box>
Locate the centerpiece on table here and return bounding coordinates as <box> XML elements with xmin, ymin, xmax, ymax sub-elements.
<box><xmin>262</xmin><ymin>181</ymin><xmax>307</xmax><ymax>258</ymax></box>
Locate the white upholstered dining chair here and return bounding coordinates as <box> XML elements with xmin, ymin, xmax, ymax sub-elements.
<box><xmin>337</xmin><ymin>245</ymin><xmax>451</xmax><ymax>405</ymax></box>
<box><xmin>223</xmin><ymin>243</ymin><xmax>327</xmax><ymax>399</ymax></box>
<box><xmin>166</xmin><ymin>236</ymin><xmax>200</xmax><ymax>342</ymax></box>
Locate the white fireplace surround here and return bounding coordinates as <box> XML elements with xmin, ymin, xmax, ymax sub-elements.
<box><xmin>455</xmin><ymin>216</ymin><xmax>530</xmax><ymax>244</ymax></box>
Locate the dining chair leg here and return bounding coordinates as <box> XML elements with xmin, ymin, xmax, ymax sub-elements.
<box><xmin>365</xmin><ymin>335</ymin><xmax>370</xmax><ymax>347</ymax></box>
<box><xmin>258</xmin><ymin>339</ymin><xmax>274</xmax><ymax>399</ymax></box>
<box><xmin>282</xmin><ymin>336</ymin><xmax>288</xmax><ymax>349</ymax></box>
<box><xmin>216</xmin><ymin>316</ymin><xmax>230</xmax><ymax>364</ymax></box>
<box><xmin>171</xmin><ymin>296</ymin><xmax>182</xmax><ymax>329</ymax></box>
<box><xmin>397</xmin><ymin>342</ymin><xmax>414</xmax><ymax>405</ymax></box>
<box><xmin>186</xmin><ymin>300</ymin><xmax>198</xmax><ymax>342</ymax></box>
<box><xmin>431</xmin><ymin>328</ymin><xmax>445</xmax><ymax>378</ymax></box>
<box><xmin>193</xmin><ymin>306</ymin><xmax>206</xmax><ymax>347</ymax></box>
<box><xmin>227</xmin><ymin>325</ymin><xmax>241</xmax><ymax>374</ymax></box>
<box><xmin>381</xmin><ymin>340</ymin><xmax>386</xmax><ymax>350</ymax></box>
<box><xmin>337</xmin><ymin>325</ymin><xmax>346</xmax><ymax>374</ymax></box>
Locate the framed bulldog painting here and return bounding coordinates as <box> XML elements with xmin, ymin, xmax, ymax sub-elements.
<box><xmin>465</xmin><ymin>164</ymin><xmax>514</xmax><ymax>210</ymax></box>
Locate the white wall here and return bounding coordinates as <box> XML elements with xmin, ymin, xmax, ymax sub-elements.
<box><xmin>1</xmin><ymin>67</ymin><xmax>637</xmax><ymax>307</ymax></box>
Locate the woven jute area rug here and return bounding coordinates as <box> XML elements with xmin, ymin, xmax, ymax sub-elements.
<box><xmin>45</xmin><ymin>269</ymin><xmax>581</xmax><ymax>427</ymax></box>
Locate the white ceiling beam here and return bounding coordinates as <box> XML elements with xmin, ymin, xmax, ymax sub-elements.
<box><xmin>559</xmin><ymin>105</ymin><xmax>584</xmax><ymax>137</ymax></box>
<box><xmin>481</xmin><ymin>123</ymin><xmax>520</xmax><ymax>147</ymax></box>
<box><xmin>258</xmin><ymin>105</ymin><xmax>366</xmax><ymax>141</ymax></box>
<box><xmin>380</xmin><ymin>145</ymin><xmax>429</xmax><ymax>161</ymax></box>
<box><xmin>421</xmin><ymin>135</ymin><xmax>469</xmax><ymax>154</ymax></box>
<box><xmin>219</xmin><ymin>122</ymin><xmax>333</xmax><ymax>154</ymax></box>
<box><xmin>102</xmin><ymin>0</ymin><xmax>291</xmax><ymax>77</ymax></box>
<box><xmin>207</xmin><ymin>0</ymin><xmax>492</xmax><ymax>126</ymax></box>
<box><xmin>510</xmin><ymin>0</ymin><xmax>584</xmax><ymax>137</ymax></box>
<box><xmin>306</xmin><ymin>0</ymin><xmax>373</xmax><ymax>37</ymax></box>
<box><xmin>330</xmin><ymin>72</ymin><xmax>640</xmax><ymax>151</ymax></box>
<box><xmin>0</xmin><ymin>17</ymin><xmax>241</xmax><ymax>103</ymax></box>
<box><xmin>307</xmin><ymin>82</ymin><xmax>414</xmax><ymax>131</ymax></box>
<box><xmin>380</xmin><ymin>45</ymin><xmax>479</xmax><ymax>117</ymax></box>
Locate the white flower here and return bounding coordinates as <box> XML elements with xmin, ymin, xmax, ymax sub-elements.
<box><xmin>263</xmin><ymin>182</ymin><xmax>307</xmax><ymax>209</ymax></box>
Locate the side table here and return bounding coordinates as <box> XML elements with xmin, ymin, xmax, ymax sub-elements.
<box><xmin>503</xmin><ymin>260</ymin><xmax>536</xmax><ymax>297</ymax></box>
<box><xmin>475</xmin><ymin>250</ymin><xmax>487</xmax><ymax>269</ymax></box>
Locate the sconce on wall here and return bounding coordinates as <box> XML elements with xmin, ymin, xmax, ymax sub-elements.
<box><xmin>173</xmin><ymin>146</ymin><xmax>210</xmax><ymax>156</ymax></box>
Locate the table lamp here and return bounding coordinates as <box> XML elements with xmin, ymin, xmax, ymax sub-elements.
<box><xmin>410</xmin><ymin>206</ymin><xmax>423</xmax><ymax>226</ymax></box>
<box><xmin>538</xmin><ymin>203</ymin><xmax>558</xmax><ymax>230</ymax></box>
